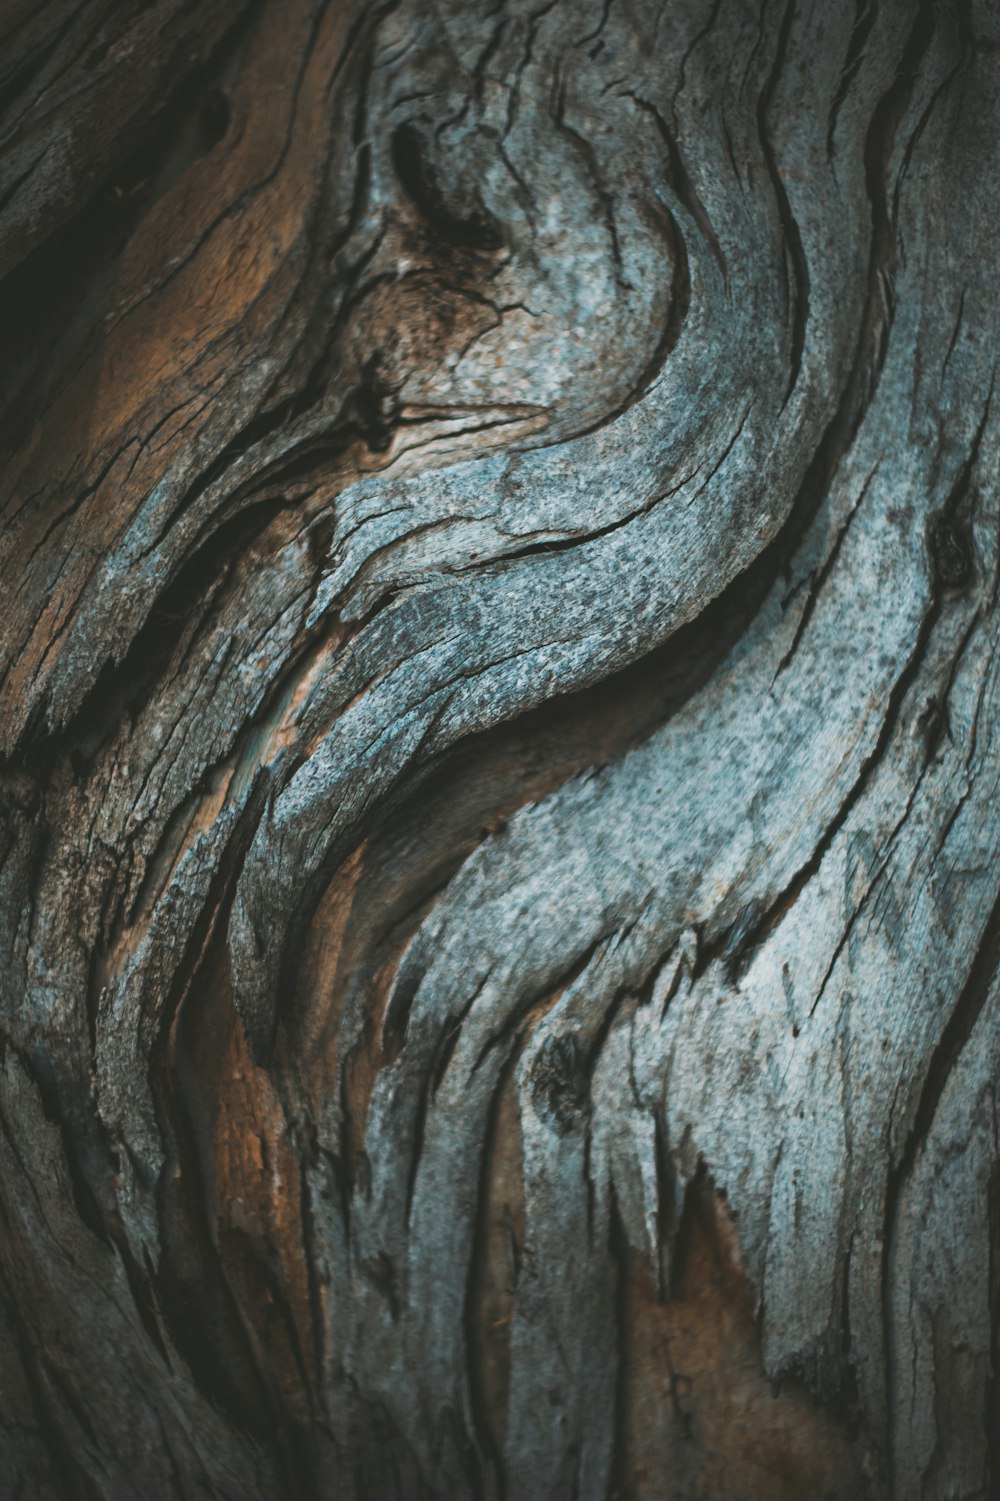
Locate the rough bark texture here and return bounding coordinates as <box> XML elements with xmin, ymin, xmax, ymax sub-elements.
<box><xmin>1</xmin><ymin>1</ymin><xmax>998</xmax><ymax>1497</ymax></box>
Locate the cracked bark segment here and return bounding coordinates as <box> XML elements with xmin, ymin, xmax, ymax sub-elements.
<box><xmin>0</xmin><ymin>0</ymin><xmax>256</xmax><ymax>282</ymax></box>
<box><xmin>0</xmin><ymin>0</ymin><xmax>998</xmax><ymax>1497</ymax></box>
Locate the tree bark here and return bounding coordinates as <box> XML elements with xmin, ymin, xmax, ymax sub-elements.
<box><xmin>0</xmin><ymin>1</ymin><xmax>998</xmax><ymax>1497</ymax></box>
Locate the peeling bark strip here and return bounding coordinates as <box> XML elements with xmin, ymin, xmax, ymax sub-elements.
<box><xmin>0</xmin><ymin>0</ymin><xmax>998</xmax><ymax>1496</ymax></box>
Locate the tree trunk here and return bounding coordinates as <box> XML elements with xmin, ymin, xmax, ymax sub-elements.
<box><xmin>1</xmin><ymin>1</ymin><xmax>998</xmax><ymax>1497</ymax></box>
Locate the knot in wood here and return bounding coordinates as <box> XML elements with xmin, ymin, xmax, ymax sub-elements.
<box><xmin>929</xmin><ymin>511</ymin><xmax>974</xmax><ymax>592</ymax></box>
<box><xmin>528</xmin><ymin>1033</ymin><xmax>589</xmax><ymax>1133</ymax></box>
<box><xmin>391</xmin><ymin>122</ymin><xmax>504</xmax><ymax>253</ymax></box>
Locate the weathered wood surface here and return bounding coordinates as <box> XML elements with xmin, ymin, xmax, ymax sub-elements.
<box><xmin>0</xmin><ymin>0</ymin><xmax>998</xmax><ymax>1496</ymax></box>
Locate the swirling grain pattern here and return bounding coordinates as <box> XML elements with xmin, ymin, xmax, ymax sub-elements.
<box><xmin>0</xmin><ymin>1</ymin><xmax>997</xmax><ymax>1497</ymax></box>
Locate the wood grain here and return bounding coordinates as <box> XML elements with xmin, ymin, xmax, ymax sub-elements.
<box><xmin>0</xmin><ymin>1</ymin><xmax>997</xmax><ymax>1496</ymax></box>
